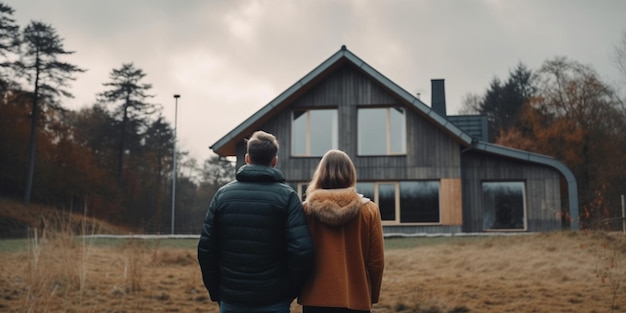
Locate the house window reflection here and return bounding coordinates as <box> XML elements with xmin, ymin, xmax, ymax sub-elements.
<box><xmin>482</xmin><ymin>181</ymin><xmax>527</xmax><ymax>230</ymax></box>
<box><xmin>292</xmin><ymin>109</ymin><xmax>338</xmax><ymax>156</ymax></box>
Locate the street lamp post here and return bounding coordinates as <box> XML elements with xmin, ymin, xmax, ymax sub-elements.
<box><xmin>171</xmin><ymin>94</ymin><xmax>180</xmax><ymax>235</ymax></box>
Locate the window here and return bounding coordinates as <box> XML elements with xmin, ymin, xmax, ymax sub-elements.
<box><xmin>286</xmin><ymin>182</ymin><xmax>309</xmax><ymax>201</ymax></box>
<box><xmin>400</xmin><ymin>181</ymin><xmax>440</xmax><ymax>223</ymax></box>
<box><xmin>358</xmin><ymin>107</ymin><xmax>406</xmax><ymax>155</ymax></box>
<box><xmin>357</xmin><ymin>182</ymin><xmax>397</xmax><ymax>220</ymax></box>
<box><xmin>298</xmin><ymin>183</ymin><xmax>308</xmax><ymax>201</ymax></box>
<box><xmin>357</xmin><ymin>181</ymin><xmax>440</xmax><ymax>224</ymax></box>
<box><xmin>292</xmin><ymin>109</ymin><xmax>338</xmax><ymax>156</ymax></box>
<box><xmin>482</xmin><ymin>181</ymin><xmax>526</xmax><ymax>230</ymax></box>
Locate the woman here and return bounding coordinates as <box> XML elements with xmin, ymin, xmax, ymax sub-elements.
<box><xmin>298</xmin><ymin>149</ymin><xmax>385</xmax><ymax>313</ymax></box>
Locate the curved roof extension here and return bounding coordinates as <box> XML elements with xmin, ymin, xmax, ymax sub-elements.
<box><xmin>471</xmin><ymin>142</ymin><xmax>579</xmax><ymax>229</ymax></box>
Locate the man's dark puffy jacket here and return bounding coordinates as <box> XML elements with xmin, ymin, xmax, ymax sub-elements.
<box><xmin>197</xmin><ymin>164</ymin><xmax>314</xmax><ymax>305</ymax></box>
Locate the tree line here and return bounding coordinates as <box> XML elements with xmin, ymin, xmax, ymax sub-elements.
<box><xmin>0</xmin><ymin>2</ymin><xmax>234</xmax><ymax>233</ymax></box>
<box><xmin>460</xmin><ymin>43</ymin><xmax>626</xmax><ymax>229</ymax></box>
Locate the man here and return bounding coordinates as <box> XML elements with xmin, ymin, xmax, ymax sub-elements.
<box><xmin>198</xmin><ymin>130</ymin><xmax>314</xmax><ymax>313</ymax></box>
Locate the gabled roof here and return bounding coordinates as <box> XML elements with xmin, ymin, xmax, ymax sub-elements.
<box><xmin>210</xmin><ymin>45</ymin><xmax>473</xmax><ymax>156</ymax></box>
<box><xmin>209</xmin><ymin>46</ymin><xmax>578</xmax><ymax>229</ymax></box>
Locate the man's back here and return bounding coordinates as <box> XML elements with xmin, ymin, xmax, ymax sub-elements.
<box><xmin>198</xmin><ymin>164</ymin><xmax>313</xmax><ymax>306</ymax></box>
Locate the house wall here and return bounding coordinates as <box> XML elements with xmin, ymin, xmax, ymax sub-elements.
<box><xmin>231</xmin><ymin>62</ymin><xmax>563</xmax><ymax>233</ymax></box>
<box><xmin>250</xmin><ymin>63</ymin><xmax>463</xmax><ymax>182</ymax></box>
<box><xmin>461</xmin><ymin>150</ymin><xmax>562</xmax><ymax>232</ymax></box>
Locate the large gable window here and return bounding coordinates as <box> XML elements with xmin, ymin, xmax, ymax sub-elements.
<box><xmin>357</xmin><ymin>181</ymin><xmax>440</xmax><ymax>224</ymax></box>
<box><xmin>292</xmin><ymin>109</ymin><xmax>338</xmax><ymax>156</ymax></box>
<box><xmin>358</xmin><ymin>107</ymin><xmax>406</xmax><ymax>156</ymax></box>
<box><xmin>482</xmin><ymin>181</ymin><xmax>527</xmax><ymax>231</ymax></box>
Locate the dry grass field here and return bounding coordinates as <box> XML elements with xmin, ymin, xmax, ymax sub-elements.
<box><xmin>1</xmin><ymin>229</ymin><xmax>625</xmax><ymax>313</ymax></box>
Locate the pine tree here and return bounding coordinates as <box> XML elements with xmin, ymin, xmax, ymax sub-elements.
<box><xmin>478</xmin><ymin>63</ymin><xmax>535</xmax><ymax>141</ymax></box>
<box><xmin>15</xmin><ymin>21</ymin><xmax>85</xmax><ymax>205</ymax></box>
<box><xmin>98</xmin><ymin>63</ymin><xmax>156</xmax><ymax>180</ymax></box>
<box><xmin>0</xmin><ymin>2</ymin><xmax>20</xmax><ymax>92</ymax></box>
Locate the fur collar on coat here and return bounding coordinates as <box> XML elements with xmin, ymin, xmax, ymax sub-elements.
<box><xmin>305</xmin><ymin>188</ymin><xmax>370</xmax><ymax>226</ymax></box>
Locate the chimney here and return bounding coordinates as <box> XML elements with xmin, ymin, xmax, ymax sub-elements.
<box><xmin>431</xmin><ymin>79</ymin><xmax>446</xmax><ymax>117</ymax></box>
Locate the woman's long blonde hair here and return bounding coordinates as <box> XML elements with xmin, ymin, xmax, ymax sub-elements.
<box><xmin>306</xmin><ymin>149</ymin><xmax>357</xmax><ymax>196</ymax></box>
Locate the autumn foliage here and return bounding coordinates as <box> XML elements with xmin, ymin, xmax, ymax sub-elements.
<box><xmin>494</xmin><ymin>57</ymin><xmax>626</xmax><ymax>229</ymax></box>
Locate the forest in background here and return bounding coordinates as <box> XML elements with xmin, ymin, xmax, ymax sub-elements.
<box><xmin>0</xmin><ymin>2</ymin><xmax>234</xmax><ymax>234</ymax></box>
<box><xmin>0</xmin><ymin>1</ymin><xmax>625</xmax><ymax>233</ymax></box>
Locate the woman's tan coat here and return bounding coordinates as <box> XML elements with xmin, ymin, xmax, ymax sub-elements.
<box><xmin>298</xmin><ymin>188</ymin><xmax>385</xmax><ymax>311</ymax></box>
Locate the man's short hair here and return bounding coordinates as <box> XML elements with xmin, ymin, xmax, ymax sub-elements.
<box><xmin>247</xmin><ymin>131</ymin><xmax>279</xmax><ymax>166</ymax></box>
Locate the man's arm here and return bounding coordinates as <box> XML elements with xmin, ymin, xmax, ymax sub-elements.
<box><xmin>197</xmin><ymin>195</ymin><xmax>221</xmax><ymax>302</ymax></box>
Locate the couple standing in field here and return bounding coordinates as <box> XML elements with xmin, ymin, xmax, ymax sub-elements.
<box><xmin>197</xmin><ymin>130</ymin><xmax>385</xmax><ymax>313</ymax></box>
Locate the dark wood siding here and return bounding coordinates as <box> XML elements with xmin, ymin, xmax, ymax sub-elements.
<box><xmin>292</xmin><ymin>64</ymin><xmax>398</xmax><ymax>108</ymax></box>
<box><xmin>255</xmin><ymin>63</ymin><xmax>463</xmax><ymax>182</ymax></box>
<box><xmin>461</xmin><ymin>151</ymin><xmax>562</xmax><ymax>232</ymax></box>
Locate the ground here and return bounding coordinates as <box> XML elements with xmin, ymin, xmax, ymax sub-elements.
<box><xmin>0</xmin><ymin>231</ymin><xmax>625</xmax><ymax>313</ymax></box>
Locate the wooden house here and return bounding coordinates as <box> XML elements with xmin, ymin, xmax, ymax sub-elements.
<box><xmin>210</xmin><ymin>46</ymin><xmax>579</xmax><ymax>233</ymax></box>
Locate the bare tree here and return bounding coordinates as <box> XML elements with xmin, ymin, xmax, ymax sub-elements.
<box><xmin>458</xmin><ymin>92</ymin><xmax>482</xmax><ymax>115</ymax></box>
<box><xmin>613</xmin><ymin>31</ymin><xmax>626</xmax><ymax>103</ymax></box>
<box><xmin>506</xmin><ymin>56</ymin><xmax>624</xmax><ymax>228</ymax></box>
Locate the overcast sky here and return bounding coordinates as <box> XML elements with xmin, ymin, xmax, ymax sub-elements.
<box><xmin>8</xmin><ymin>0</ymin><xmax>626</xmax><ymax>161</ymax></box>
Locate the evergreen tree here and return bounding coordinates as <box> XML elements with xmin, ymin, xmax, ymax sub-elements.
<box><xmin>15</xmin><ymin>21</ymin><xmax>85</xmax><ymax>205</ymax></box>
<box><xmin>0</xmin><ymin>2</ymin><xmax>20</xmax><ymax>92</ymax></box>
<box><xmin>141</xmin><ymin>116</ymin><xmax>174</xmax><ymax>230</ymax></box>
<box><xmin>478</xmin><ymin>63</ymin><xmax>535</xmax><ymax>141</ymax></box>
<box><xmin>97</xmin><ymin>63</ymin><xmax>156</xmax><ymax>179</ymax></box>
<box><xmin>479</xmin><ymin>77</ymin><xmax>504</xmax><ymax>141</ymax></box>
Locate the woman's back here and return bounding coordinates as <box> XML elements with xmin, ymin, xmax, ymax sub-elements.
<box><xmin>298</xmin><ymin>188</ymin><xmax>384</xmax><ymax>311</ymax></box>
